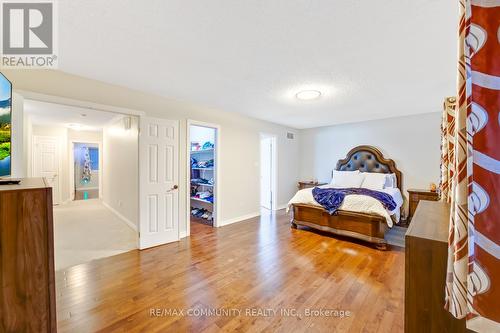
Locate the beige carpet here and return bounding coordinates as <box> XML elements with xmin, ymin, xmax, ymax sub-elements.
<box><xmin>53</xmin><ymin>199</ymin><xmax>138</xmax><ymax>271</ymax></box>
<box><xmin>74</xmin><ymin>188</ymin><xmax>99</xmax><ymax>200</ymax></box>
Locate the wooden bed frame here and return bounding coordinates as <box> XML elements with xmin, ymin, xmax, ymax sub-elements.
<box><xmin>291</xmin><ymin>145</ymin><xmax>402</xmax><ymax>250</ymax></box>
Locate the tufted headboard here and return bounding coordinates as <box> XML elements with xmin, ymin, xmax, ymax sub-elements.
<box><xmin>335</xmin><ymin>145</ymin><xmax>402</xmax><ymax>190</ymax></box>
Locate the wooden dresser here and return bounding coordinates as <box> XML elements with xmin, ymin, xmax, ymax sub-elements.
<box><xmin>407</xmin><ymin>189</ymin><xmax>439</xmax><ymax>222</ymax></box>
<box><xmin>405</xmin><ymin>201</ymin><xmax>466</xmax><ymax>333</ymax></box>
<box><xmin>297</xmin><ymin>181</ymin><xmax>327</xmax><ymax>190</ymax></box>
<box><xmin>0</xmin><ymin>178</ymin><xmax>56</xmax><ymax>333</ymax></box>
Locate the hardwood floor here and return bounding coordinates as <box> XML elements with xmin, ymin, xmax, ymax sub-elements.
<box><xmin>190</xmin><ymin>215</ymin><xmax>214</xmax><ymax>227</ymax></box>
<box><xmin>56</xmin><ymin>209</ymin><xmax>404</xmax><ymax>332</ymax></box>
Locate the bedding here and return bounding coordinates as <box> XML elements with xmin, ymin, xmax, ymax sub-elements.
<box><xmin>382</xmin><ymin>186</ymin><xmax>403</xmax><ymax>222</ymax></box>
<box><xmin>312</xmin><ymin>187</ymin><xmax>397</xmax><ymax>214</ymax></box>
<box><xmin>287</xmin><ymin>184</ymin><xmax>403</xmax><ymax>227</ymax></box>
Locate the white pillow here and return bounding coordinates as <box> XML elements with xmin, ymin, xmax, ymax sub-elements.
<box><xmin>330</xmin><ymin>170</ymin><xmax>359</xmax><ymax>185</ymax></box>
<box><xmin>330</xmin><ymin>170</ymin><xmax>364</xmax><ymax>188</ymax></box>
<box><xmin>385</xmin><ymin>173</ymin><xmax>397</xmax><ymax>188</ymax></box>
<box><xmin>361</xmin><ymin>172</ymin><xmax>388</xmax><ymax>190</ymax></box>
<box><xmin>330</xmin><ymin>169</ymin><xmax>358</xmax><ymax>180</ymax></box>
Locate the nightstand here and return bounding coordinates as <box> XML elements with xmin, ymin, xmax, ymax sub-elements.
<box><xmin>297</xmin><ymin>181</ymin><xmax>327</xmax><ymax>190</ymax></box>
<box><xmin>408</xmin><ymin>189</ymin><xmax>440</xmax><ymax>222</ymax></box>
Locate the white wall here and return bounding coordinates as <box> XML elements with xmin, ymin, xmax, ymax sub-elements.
<box><xmin>8</xmin><ymin>70</ymin><xmax>441</xmax><ymax>235</ymax></box>
<box><xmin>68</xmin><ymin>129</ymin><xmax>102</xmax><ymax>143</ymax></box>
<box><xmin>6</xmin><ymin>70</ymin><xmax>300</xmax><ymax>237</ymax></box>
<box><xmin>10</xmin><ymin>92</ymin><xmax>26</xmax><ymax>177</ymax></box>
<box><xmin>24</xmin><ymin>113</ymin><xmax>32</xmax><ymax>178</ymax></box>
<box><xmin>102</xmin><ymin>116</ymin><xmax>139</xmax><ymax>229</ymax></box>
<box><xmin>299</xmin><ymin>112</ymin><xmax>442</xmax><ymax>214</ymax></box>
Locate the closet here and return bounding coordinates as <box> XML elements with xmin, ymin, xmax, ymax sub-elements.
<box><xmin>189</xmin><ymin>125</ymin><xmax>216</xmax><ymax>226</ymax></box>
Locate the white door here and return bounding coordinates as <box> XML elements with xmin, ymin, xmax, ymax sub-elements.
<box><xmin>139</xmin><ymin>117</ymin><xmax>179</xmax><ymax>249</ymax></box>
<box><xmin>260</xmin><ymin>137</ymin><xmax>273</xmax><ymax>209</ymax></box>
<box><xmin>33</xmin><ymin>136</ymin><xmax>61</xmax><ymax>204</ymax></box>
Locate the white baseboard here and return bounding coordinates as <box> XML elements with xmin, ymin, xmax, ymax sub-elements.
<box><xmin>274</xmin><ymin>204</ymin><xmax>288</xmax><ymax>211</ymax></box>
<box><xmin>102</xmin><ymin>201</ymin><xmax>138</xmax><ymax>232</ymax></box>
<box><xmin>218</xmin><ymin>211</ymin><xmax>260</xmax><ymax>227</ymax></box>
<box><xmin>60</xmin><ymin>198</ymin><xmax>72</xmax><ymax>206</ymax></box>
<box><xmin>179</xmin><ymin>231</ymin><xmax>188</xmax><ymax>239</ymax></box>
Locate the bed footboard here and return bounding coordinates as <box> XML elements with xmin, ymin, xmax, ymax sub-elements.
<box><xmin>291</xmin><ymin>203</ymin><xmax>388</xmax><ymax>250</ymax></box>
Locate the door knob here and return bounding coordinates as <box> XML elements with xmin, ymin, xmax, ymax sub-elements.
<box><xmin>167</xmin><ymin>185</ymin><xmax>178</xmax><ymax>192</ymax></box>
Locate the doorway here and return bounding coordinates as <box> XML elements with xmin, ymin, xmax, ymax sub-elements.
<box><xmin>188</xmin><ymin>122</ymin><xmax>218</xmax><ymax>231</ymax></box>
<box><xmin>260</xmin><ymin>134</ymin><xmax>277</xmax><ymax>210</ymax></box>
<box><xmin>72</xmin><ymin>142</ymin><xmax>101</xmax><ymax>200</ymax></box>
<box><xmin>25</xmin><ymin>98</ymin><xmax>139</xmax><ymax>269</ymax></box>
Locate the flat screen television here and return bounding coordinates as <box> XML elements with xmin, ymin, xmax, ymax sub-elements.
<box><xmin>0</xmin><ymin>73</ymin><xmax>12</xmax><ymax>177</ymax></box>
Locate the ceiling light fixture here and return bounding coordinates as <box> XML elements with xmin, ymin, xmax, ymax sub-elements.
<box><xmin>295</xmin><ymin>90</ymin><xmax>322</xmax><ymax>101</ymax></box>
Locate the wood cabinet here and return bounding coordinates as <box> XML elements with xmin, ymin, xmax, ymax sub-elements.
<box><xmin>0</xmin><ymin>178</ymin><xmax>56</xmax><ymax>333</ymax></box>
<box><xmin>405</xmin><ymin>201</ymin><xmax>466</xmax><ymax>333</ymax></box>
<box><xmin>297</xmin><ymin>181</ymin><xmax>327</xmax><ymax>190</ymax></box>
<box><xmin>408</xmin><ymin>189</ymin><xmax>439</xmax><ymax>222</ymax></box>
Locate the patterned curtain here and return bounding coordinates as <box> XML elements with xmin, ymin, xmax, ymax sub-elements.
<box><xmin>440</xmin><ymin>97</ymin><xmax>457</xmax><ymax>203</ymax></box>
<box><xmin>444</xmin><ymin>1</ymin><xmax>499</xmax><ymax>332</ymax></box>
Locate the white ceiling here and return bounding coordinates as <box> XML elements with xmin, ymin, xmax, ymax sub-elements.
<box><xmin>58</xmin><ymin>1</ymin><xmax>457</xmax><ymax>129</ymax></box>
<box><xmin>24</xmin><ymin>99</ymin><xmax>120</xmax><ymax>131</ymax></box>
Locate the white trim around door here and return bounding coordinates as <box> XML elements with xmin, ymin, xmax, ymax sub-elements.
<box><xmin>16</xmin><ymin>90</ymin><xmax>146</xmax><ymax>117</ymax></box>
<box><xmin>259</xmin><ymin>133</ymin><xmax>277</xmax><ymax>211</ymax></box>
<box><xmin>186</xmin><ymin>119</ymin><xmax>221</xmax><ymax>237</ymax></box>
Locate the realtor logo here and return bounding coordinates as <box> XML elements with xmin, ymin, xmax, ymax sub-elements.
<box><xmin>1</xmin><ymin>0</ymin><xmax>58</xmax><ymax>68</ymax></box>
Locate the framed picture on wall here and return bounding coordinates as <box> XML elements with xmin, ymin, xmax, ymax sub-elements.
<box><xmin>0</xmin><ymin>73</ymin><xmax>12</xmax><ymax>177</ymax></box>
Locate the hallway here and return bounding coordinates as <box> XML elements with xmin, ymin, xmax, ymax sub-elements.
<box><xmin>53</xmin><ymin>199</ymin><xmax>137</xmax><ymax>270</ymax></box>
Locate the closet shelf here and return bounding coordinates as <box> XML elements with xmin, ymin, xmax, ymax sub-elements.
<box><xmin>191</xmin><ymin>182</ymin><xmax>213</xmax><ymax>187</ymax></box>
<box><xmin>191</xmin><ymin>149</ymin><xmax>214</xmax><ymax>154</ymax></box>
<box><xmin>191</xmin><ymin>197</ymin><xmax>213</xmax><ymax>204</ymax></box>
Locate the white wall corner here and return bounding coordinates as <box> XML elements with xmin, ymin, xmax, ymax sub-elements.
<box><xmin>102</xmin><ymin>200</ymin><xmax>138</xmax><ymax>232</ymax></box>
<box><xmin>60</xmin><ymin>198</ymin><xmax>72</xmax><ymax>206</ymax></box>
<box><xmin>275</xmin><ymin>204</ymin><xmax>288</xmax><ymax>211</ymax></box>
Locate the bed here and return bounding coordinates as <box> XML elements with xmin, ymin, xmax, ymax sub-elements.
<box><xmin>288</xmin><ymin>145</ymin><xmax>403</xmax><ymax>250</ymax></box>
